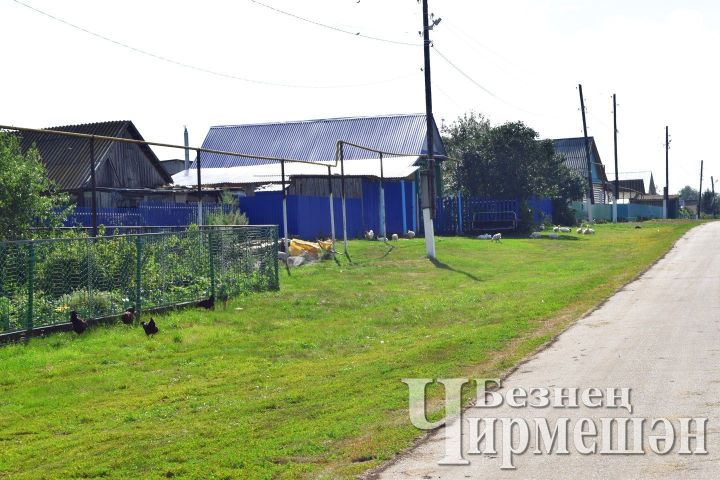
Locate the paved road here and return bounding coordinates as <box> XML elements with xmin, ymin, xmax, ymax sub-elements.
<box><xmin>375</xmin><ymin>222</ymin><xmax>720</xmax><ymax>479</ymax></box>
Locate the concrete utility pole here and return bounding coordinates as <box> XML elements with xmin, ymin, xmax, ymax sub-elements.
<box><xmin>421</xmin><ymin>0</ymin><xmax>438</xmax><ymax>259</ymax></box>
<box><xmin>612</xmin><ymin>94</ymin><xmax>619</xmax><ymax>223</ymax></box>
<box><xmin>664</xmin><ymin>126</ymin><xmax>670</xmax><ymax>219</ymax></box>
<box><xmin>578</xmin><ymin>84</ymin><xmax>594</xmax><ymax>223</ymax></box>
<box><xmin>698</xmin><ymin>160</ymin><xmax>704</xmax><ymax>220</ymax></box>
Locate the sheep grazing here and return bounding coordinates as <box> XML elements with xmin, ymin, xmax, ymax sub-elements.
<box><xmin>529</xmin><ymin>232</ymin><xmax>542</xmax><ymax>239</ymax></box>
<box><xmin>364</xmin><ymin>230</ymin><xmax>375</xmax><ymax>240</ymax></box>
<box><xmin>553</xmin><ymin>225</ymin><xmax>560</xmax><ymax>232</ymax></box>
<box><xmin>576</xmin><ymin>227</ymin><xmax>583</xmax><ymax>234</ymax></box>
<box><xmin>391</xmin><ymin>233</ymin><xmax>399</xmax><ymax>241</ymax></box>
<box><xmin>581</xmin><ymin>228</ymin><xmax>588</xmax><ymax>235</ymax></box>
<box><xmin>406</xmin><ymin>230</ymin><xmax>416</xmax><ymax>239</ymax></box>
<box><xmin>491</xmin><ymin>233</ymin><xmax>502</xmax><ymax>242</ymax></box>
<box><xmin>558</xmin><ymin>227</ymin><xmax>571</xmax><ymax>233</ymax></box>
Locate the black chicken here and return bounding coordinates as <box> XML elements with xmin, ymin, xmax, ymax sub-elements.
<box><xmin>69</xmin><ymin>310</ymin><xmax>87</xmax><ymax>334</ymax></box>
<box><xmin>197</xmin><ymin>295</ymin><xmax>215</xmax><ymax>310</ymax></box>
<box><xmin>121</xmin><ymin>307</ymin><xmax>135</xmax><ymax>325</ymax></box>
<box><xmin>141</xmin><ymin>318</ymin><xmax>159</xmax><ymax>335</ymax></box>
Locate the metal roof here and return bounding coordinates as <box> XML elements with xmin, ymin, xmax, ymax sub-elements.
<box><xmin>173</xmin><ymin>156</ymin><xmax>420</xmax><ymax>187</ymax></box>
<box><xmin>553</xmin><ymin>137</ymin><xmax>608</xmax><ymax>183</ymax></box>
<box><xmin>191</xmin><ymin>114</ymin><xmax>446</xmax><ymax>169</ymax></box>
<box><xmin>618</xmin><ymin>179</ymin><xmax>646</xmax><ymax>196</ymax></box>
<box><xmin>19</xmin><ymin>121</ymin><xmax>172</xmax><ymax>190</ymax></box>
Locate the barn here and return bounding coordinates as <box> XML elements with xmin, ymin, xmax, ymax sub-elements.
<box><xmin>19</xmin><ymin>121</ymin><xmax>174</xmax><ymax>208</ymax></box>
<box><xmin>172</xmin><ymin>114</ymin><xmax>447</xmax><ymax>239</ymax></box>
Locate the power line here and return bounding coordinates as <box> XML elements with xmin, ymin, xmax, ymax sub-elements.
<box><xmin>11</xmin><ymin>0</ymin><xmax>415</xmax><ymax>89</ymax></box>
<box><xmin>432</xmin><ymin>46</ymin><xmax>552</xmax><ymax>117</ymax></box>
<box><xmin>248</xmin><ymin>0</ymin><xmax>421</xmax><ymax>47</ymax></box>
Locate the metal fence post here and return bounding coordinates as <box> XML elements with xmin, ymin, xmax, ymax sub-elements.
<box><xmin>135</xmin><ymin>236</ymin><xmax>142</xmax><ymax>315</ymax></box>
<box><xmin>208</xmin><ymin>230</ymin><xmax>216</xmax><ymax>298</ymax></box>
<box><xmin>26</xmin><ymin>242</ymin><xmax>35</xmax><ymax>332</ymax></box>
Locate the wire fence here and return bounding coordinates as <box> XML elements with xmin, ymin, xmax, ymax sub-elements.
<box><xmin>0</xmin><ymin>225</ymin><xmax>278</xmax><ymax>337</ymax></box>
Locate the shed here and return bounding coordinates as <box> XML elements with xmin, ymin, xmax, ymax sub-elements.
<box><xmin>172</xmin><ymin>114</ymin><xmax>446</xmax><ymax>238</ymax></box>
<box><xmin>19</xmin><ymin>121</ymin><xmax>173</xmax><ymax>207</ymax></box>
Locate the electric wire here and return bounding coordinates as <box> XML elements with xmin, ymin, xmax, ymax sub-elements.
<box><xmin>248</xmin><ymin>0</ymin><xmax>422</xmax><ymax>47</ymax></box>
<box><xmin>11</xmin><ymin>0</ymin><xmax>415</xmax><ymax>89</ymax></box>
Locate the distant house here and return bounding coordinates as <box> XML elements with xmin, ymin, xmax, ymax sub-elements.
<box><xmin>19</xmin><ymin>121</ymin><xmax>174</xmax><ymax>208</ymax></box>
<box><xmin>173</xmin><ymin>114</ymin><xmax>446</xmax><ymax>238</ymax></box>
<box><xmin>617</xmin><ymin>179</ymin><xmax>646</xmax><ymax>201</ymax></box>
<box><xmin>553</xmin><ymin>137</ymin><xmax>609</xmax><ymax>204</ymax></box>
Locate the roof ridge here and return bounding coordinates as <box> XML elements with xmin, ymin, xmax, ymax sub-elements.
<box><xmin>209</xmin><ymin>113</ymin><xmax>426</xmax><ymax>129</ymax></box>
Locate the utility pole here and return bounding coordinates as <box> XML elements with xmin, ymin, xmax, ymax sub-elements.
<box><xmin>698</xmin><ymin>160</ymin><xmax>704</xmax><ymax>219</ymax></box>
<box><xmin>612</xmin><ymin>94</ymin><xmax>619</xmax><ymax>223</ymax></box>
<box><xmin>421</xmin><ymin>0</ymin><xmax>438</xmax><ymax>259</ymax></box>
<box><xmin>578</xmin><ymin>84</ymin><xmax>594</xmax><ymax>223</ymax></box>
<box><xmin>89</xmin><ymin>136</ymin><xmax>97</xmax><ymax>237</ymax></box>
<box><xmin>664</xmin><ymin>126</ymin><xmax>669</xmax><ymax>219</ymax></box>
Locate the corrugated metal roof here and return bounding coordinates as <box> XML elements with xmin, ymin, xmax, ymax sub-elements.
<box><xmin>618</xmin><ymin>179</ymin><xmax>646</xmax><ymax>196</ymax></box>
<box><xmin>191</xmin><ymin>113</ymin><xmax>446</xmax><ymax>169</ymax></box>
<box><xmin>553</xmin><ymin>137</ymin><xmax>608</xmax><ymax>184</ymax></box>
<box><xmin>173</xmin><ymin>156</ymin><xmax>420</xmax><ymax>187</ymax></box>
<box><xmin>19</xmin><ymin>121</ymin><xmax>172</xmax><ymax>190</ymax></box>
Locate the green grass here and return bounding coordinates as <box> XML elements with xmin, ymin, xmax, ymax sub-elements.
<box><xmin>0</xmin><ymin>221</ymin><xmax>699</xmax><ymax>479</ymax></box>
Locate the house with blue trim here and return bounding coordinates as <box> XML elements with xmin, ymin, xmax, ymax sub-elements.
<box><xmin>172</xmin><ymin>114</ymin><xmax>446</xmax><ymax>239</ymax></box>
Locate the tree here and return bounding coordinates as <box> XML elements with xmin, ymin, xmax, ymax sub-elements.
<box><xmin>442</xmin><ymin>114</ymin><xmax>584</xmax><ymax>226</ymax></box>
<box><xmin>700</xmin><ymin>189</ymin><xmax>718</xmax><ymax>216</ymax></box>
<box><xmin>0</xmin><ymin>131</ymin><xmax>71</xmax><ymax>240</ymax></box>
<box><xmin>677</xmin><ymin>185</ymin><xmax>699</xmax><ymax>202</ymax></box>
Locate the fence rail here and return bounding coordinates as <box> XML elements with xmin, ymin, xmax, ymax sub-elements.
<box><xmin>0</xmin><ymin>225</ymin><xmax>278</xmax><ymax>337</ymax></box>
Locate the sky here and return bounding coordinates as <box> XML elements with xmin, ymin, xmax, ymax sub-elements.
<box><xmin>1</xmin><ymin>0</ymin><xmax>718</xmax><ymax>194</ymax></box>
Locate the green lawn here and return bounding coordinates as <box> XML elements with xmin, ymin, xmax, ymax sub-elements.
<box><xmin>0</xmin><ymin>221</ymin><xmax>698</xmax><ymax>479</ymax></box>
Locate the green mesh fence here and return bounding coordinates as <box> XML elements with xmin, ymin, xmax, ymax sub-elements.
<box><xmin>0</xmin><ymin>226</ymin><xmax>278</xmax><ymax>335</ymax></box>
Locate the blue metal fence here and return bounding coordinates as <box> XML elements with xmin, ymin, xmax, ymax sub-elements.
<box><xmin>63</xmin><ymin>202</ymin><xmax>228</xmax><ymax>228</ymax></box>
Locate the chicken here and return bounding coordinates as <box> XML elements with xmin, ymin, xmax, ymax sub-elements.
<box><xmin>364</xmin><ymin>230</ymin><xmax>375</xmax><ymax>240</ymax></box>
<box><xmin>121</xmin><ymin>307</ymin><xmax>135</xmax><ymax>325</ymax></box>
<box><xmin>141</xmin><ymin>318</ymin><xmax>159</xmax><ymax>336</ymax></box>
<box><xmin>69</xmin><ymin>310</ymin><xmax>87</xmax><ymax>334</ymax></box>
<box><xmin>197</xmin><ymin>295</ymin><xmax>215</xmax><ymax>310</ymax></box>
<box><xmin>406</xmin><ymin>230</ymin><xmax>416</xmax><ymax>239</ymax></box>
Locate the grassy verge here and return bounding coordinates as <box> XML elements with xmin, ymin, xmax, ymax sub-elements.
<box><xmin>0</xmin><ymin>221</ymin><xmax>698</xmax><ymax>479</ymax></box>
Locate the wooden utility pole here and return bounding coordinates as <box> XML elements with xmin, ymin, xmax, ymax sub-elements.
<box><xmin>421</xmin><ymin>0</ymin><xmax>437</xmax><ymax>258</ymax></box>
<box><xmin>664</xmin><ymin>126</ymin><xmax>669</xmax><ymax>219</ymax></box>
<box><xmin>698</xmin><ymin>160</ymin><xmax>704</xmax><ymax>219</ymax></box>
<box><xmin>612</xmin><ymin>94</ymin><xmax>619</xmax><ymax>223</ymax></box>
<box><xmin>578</xmin><ymin>84</ymin><xmax>594</xmax><ymax>223</ymax></box>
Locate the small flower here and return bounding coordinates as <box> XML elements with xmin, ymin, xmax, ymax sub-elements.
<box><xmin>55</xmin><ymin>304</ymin><xmax>69</xmax><ymax>313</ymax></box>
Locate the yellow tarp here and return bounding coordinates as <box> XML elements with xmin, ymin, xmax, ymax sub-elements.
<box><xmin>288</xmin><ymin>239</ymin><xmax>333</xmax><ymax>257</ymax></box>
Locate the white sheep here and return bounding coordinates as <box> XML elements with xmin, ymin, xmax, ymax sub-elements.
<box><xmin>539</xmin><ymin>224</ymin><xmax>546</xmax><ymax>231</ymax></box>
<box><xmin>586</xmin><ymin>228</ymin><xmax>595</xmax><ymax>234</ymax></box>
<box><xmin>576</xmin><ymin>227</ymin><xmax>583</xmax><ymax>234</ymax></box>
<box><xmin>558</xmin><ymin>227</ymin><xmax>571</xmax><ymax>233</ymax></box>
<box><xmin>406</xmin><ymin>230</ymin><xmax>416</xmax><ymax>239</ymax></box>
<box><xmin>391</xmin><ymin>233</ymin><xmax>399</xmax><ymax>241</ymax></box>
<box><xmin>491</xmin><ymin>233</ymin><xmax>502</xmax><ymax>242</ymax></box>
<box><xmin>553</xmin><ymin>225</ymin><xmax>560</xmax><ymax>232</ymax></box>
